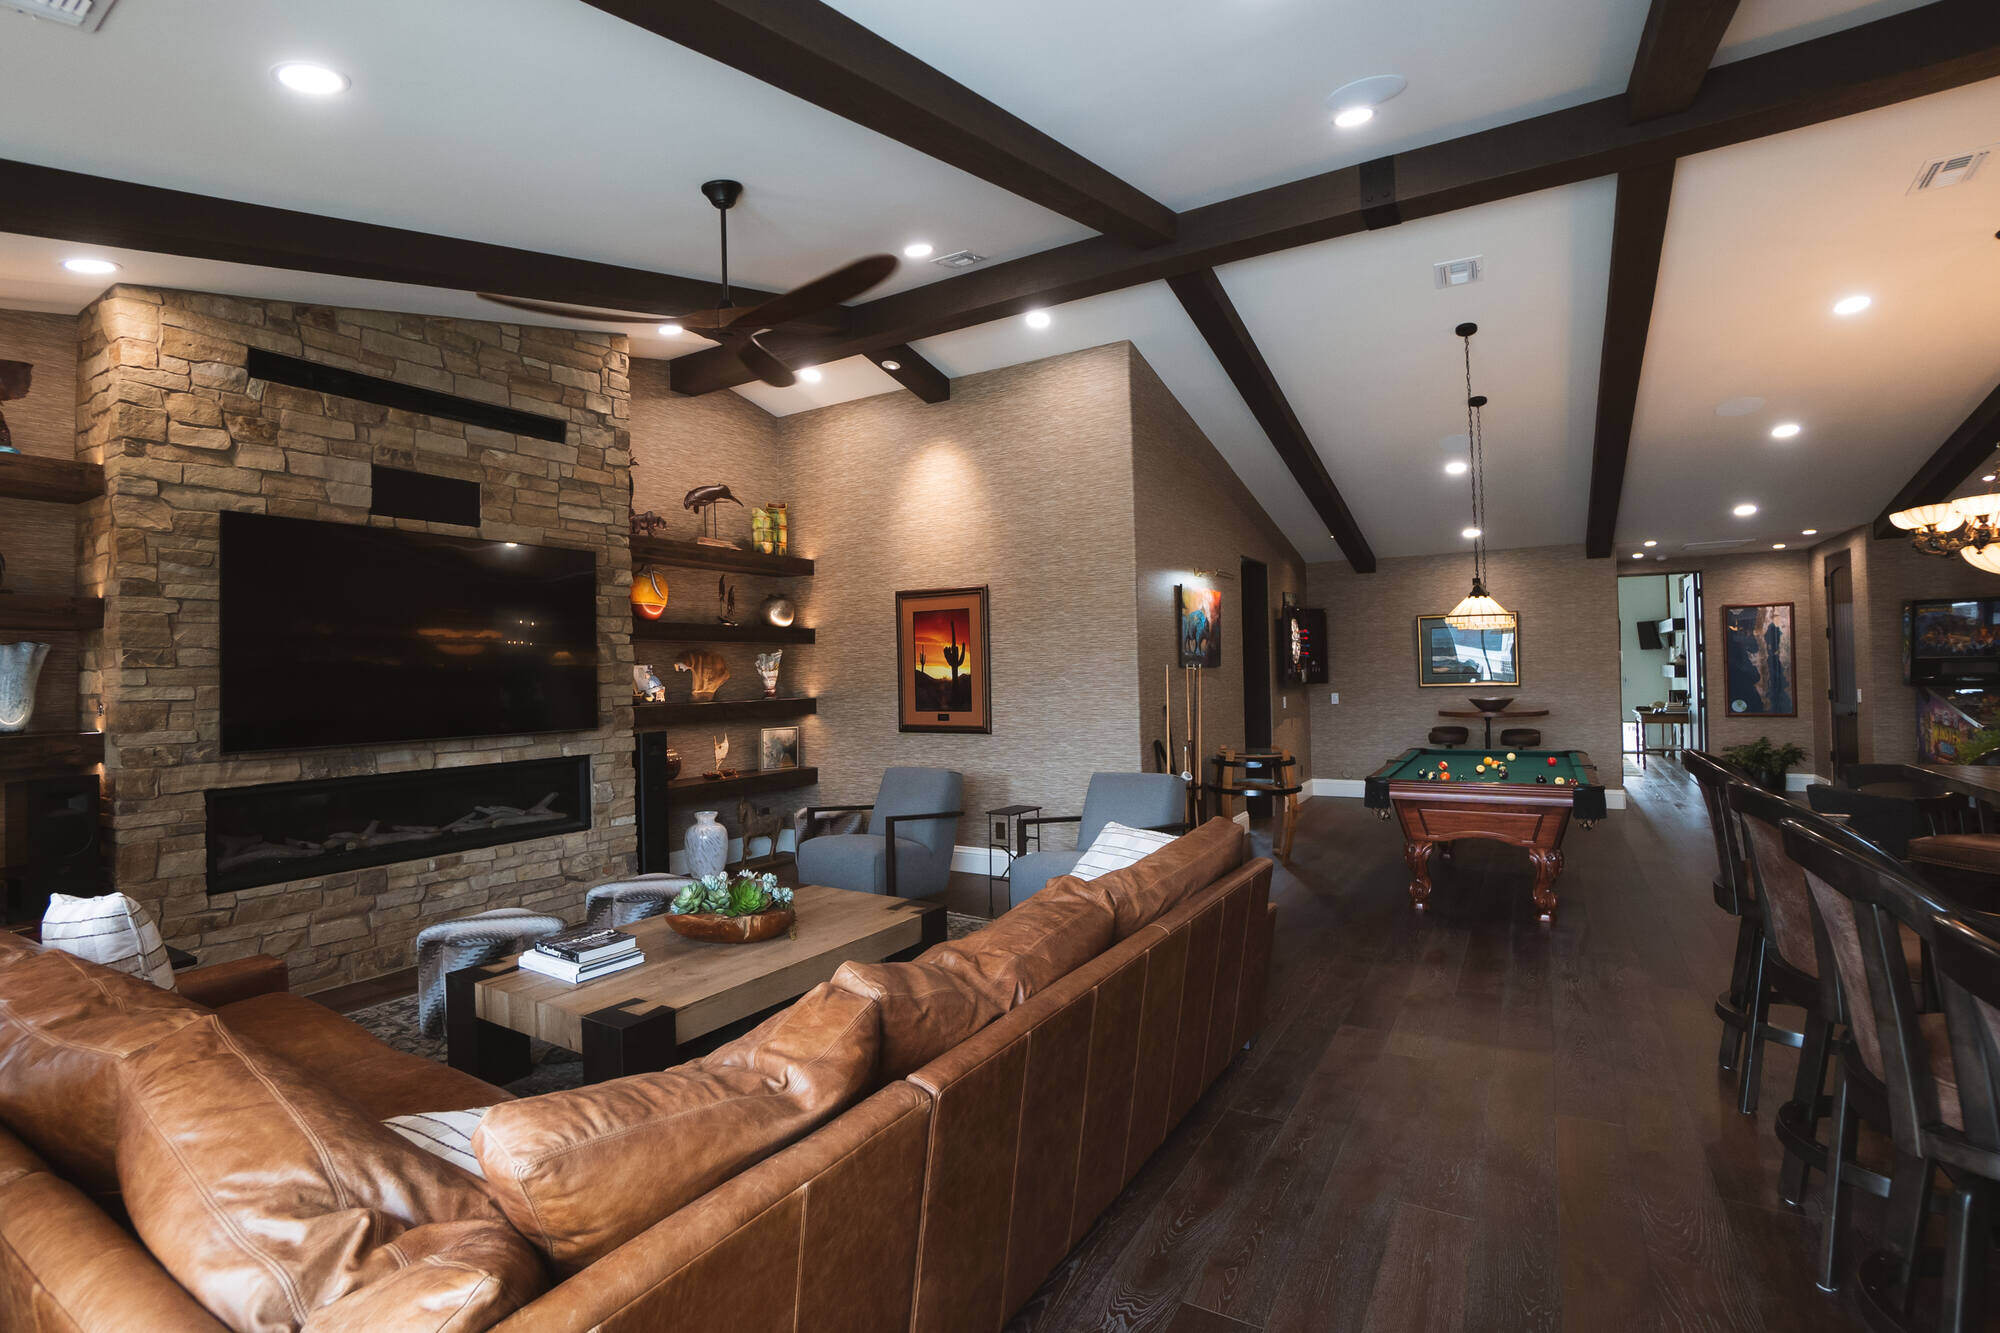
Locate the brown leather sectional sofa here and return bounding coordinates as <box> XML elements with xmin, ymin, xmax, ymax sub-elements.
<box><xmin>0</xmin><ymin>818</ymin><xmax>1274</xmax><ymax>1332</ymax></box>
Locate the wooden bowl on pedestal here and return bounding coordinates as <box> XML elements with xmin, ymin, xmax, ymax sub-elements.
<box><xmin>664</xmin><ymin>907</ymin><xmax>795</xmax><ymax>944</ymax></box>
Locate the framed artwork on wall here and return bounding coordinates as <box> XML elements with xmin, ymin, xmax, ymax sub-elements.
<box><xmin>1722</xmin><ymin>602</ymin><xmax>1796</xmax><ymax>717</ymax></box>
<box><xmin>1415</xmin><ymin>614</ymin><xmax>1520</xmax><ymax>687</ymax></box>
<box><xmin>1277</xmin><ymin>605</ymin><xmax>1329</xmax><ymax>685</ymax></box>
<box><xmin>759</xmin><ymin>725</ymin><xmax>801</xmax><ymax>771</ymax></box>
<box><xmin>1176</xmin><ymin>584</ymin><xmax>1222</xmax><ymax>668</ymax></box>
<box><xmin>896</xmin><ymin>586</ymin><xmax>992</xmax><ymax>733</ymax></box>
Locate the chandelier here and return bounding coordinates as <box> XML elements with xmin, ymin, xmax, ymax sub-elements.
<box><xmin>1888</xmin><ymin>493</ymin><xmax>2000</xmax><ymax>573</ymax></box>
<box><xmin>1445</xmin><ymin>322</ymin><xmax>1515</xmax><ymax>632</ymax></box>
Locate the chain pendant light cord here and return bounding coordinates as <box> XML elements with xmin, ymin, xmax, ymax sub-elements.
<box><xmin>1462</xmin><ymin>332</ymin><xmax>1485</xmax><ymax>586</ymax></box>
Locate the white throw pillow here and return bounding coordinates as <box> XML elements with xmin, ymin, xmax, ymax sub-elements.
<box><xmin>1070</xmin><ymin>822</ymin><xmax>1178</xmax><ymax>881</ymax></box>
<box><xmin>41</xmin><ymin>892</ymin><xmax>175</xmax><ymax>990</ymax></box>
<box><xmin>385</xmin><ymin>1108</ymin><xmax>490</xmax><ymax>1179</ymax></box>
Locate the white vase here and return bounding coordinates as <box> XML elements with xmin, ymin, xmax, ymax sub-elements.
<box><xmin>0</xmin><ymin>642</ymin><xmax>50</xmax><ymax>733</ymax></box>
<box><xmin>684</xmin><ymin>810</ymin><xmax>728</xmax><ymax>880</ymax></box>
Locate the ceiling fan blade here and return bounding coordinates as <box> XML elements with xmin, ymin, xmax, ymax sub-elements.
<box><xmin>734</xmin><ymin>335</ymin><xmax>797</xmax><ymax>389</ymax></box>
<box><xmin>476</xmin><ymin>292</ymin><xmax>681</xmax><ymax>325</ymax></box>
<box><xmin>728</xmin><ymin>254</ymin><xmax>898</xmax><ymax>332</ymax></box>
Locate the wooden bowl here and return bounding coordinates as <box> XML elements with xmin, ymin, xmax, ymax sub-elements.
<box><xmin>664</xmin><ymin>907</ymin><xmax>795</xmax><ymax>944</ymax></box>
<box><xmin>1466</xmin><ymin>695</ymin><xmax>1515</xmax><ymax>713</ymax></box>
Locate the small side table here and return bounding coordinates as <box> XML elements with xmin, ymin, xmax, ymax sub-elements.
<box><xmin>985</xmin><ymin>804</ymin><xmax>1041</xmax><ymax>918</ymax></box>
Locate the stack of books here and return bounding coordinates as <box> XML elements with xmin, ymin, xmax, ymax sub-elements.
<box><xmin>519</xmin><ymin>926</ymin><xmax>643</xmax><ymax>984</ymax></box>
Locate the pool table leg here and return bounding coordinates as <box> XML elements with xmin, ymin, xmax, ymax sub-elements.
<box><xmin>1404</xmin><ymin>839</ymin><xmax>1437</xmax><ymax>910</ymax></box>
<box><xmin>1529</xmin><ymin>847</ymin><xmax>1564</xmax><ymax>921</ymax></box>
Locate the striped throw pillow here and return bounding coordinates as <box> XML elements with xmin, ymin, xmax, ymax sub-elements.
<box><xmin>385</xmin><ymin>1108</ymin><xmax>490</xmax><ymax>1179</ymax></box>
<box><xmin>41</xmin><ymin>893</ymin><xmax>175</xmax><ymax>990</ymax></box>
<box><xmin>1070</xmin><ymin>822</ymin><xmax>1178</xmax><ymax>881</ymax></box>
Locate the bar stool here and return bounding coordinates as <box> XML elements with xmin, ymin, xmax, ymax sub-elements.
<box><xmin>1428</xmin><ymin>726</ymin><xmax>1469</xmax><ymax>748</ymax></box>
<box><xmin>1685</xmin><ymin>751</ymin><xmax>1761</xmax><ymax>1078</ymax></box>
<box><xmin>1498</xmin><ymin>727</ymin><xmax>1541</xmax><ymax>749</ymax></box>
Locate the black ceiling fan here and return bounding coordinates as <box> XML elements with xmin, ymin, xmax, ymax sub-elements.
<box><xmin>479</xmin><ymin>179</ymin><xmax>895</xmax><ymax>388</ymax></box>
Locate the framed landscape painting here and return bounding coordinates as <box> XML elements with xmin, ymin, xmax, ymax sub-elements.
<box><xmin>1177</xmin><ymin>585</ymin><xmax>1222</xmax><ymax>668</ymax></box>
<box><xmin>1723</xmin><ymin>602</ymin><xmax>1796</xmax><ymax>717</ymax></box>
<box><xmin>896</xmin><ymin>586</ymin><xmax>991</xmax><ymax>733</ymax></box>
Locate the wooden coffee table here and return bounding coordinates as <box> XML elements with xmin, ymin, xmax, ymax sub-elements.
<box><xmin>444</xmin><ymin>885</ymin><xmax>944</xmax><ymax>1085</ymax></box>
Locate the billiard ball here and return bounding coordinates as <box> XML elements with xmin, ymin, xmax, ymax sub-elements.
<box><xmin>1505</xmin><ymin>751</ymin><xmax>1517</xmax><ymax>761</ymax></box>
<box><xmin>1437</xmin><ymin>760</ymin><xmax>1448</xmax><ymax>770</ymax></box>
<box><xmin>1536</xmin><ymin>775</ymin><xmax>1547</xmax><ymax>783</ymax></box>
<box><xmin>1554</xmin><ymin>776</ymin><xmax>1566</xmax><ymax>785</ymax></box>
<box><xmin>1547</xmin><ymin>755</ymin><xmax>1558</xmax><ymax>766</ymax></box>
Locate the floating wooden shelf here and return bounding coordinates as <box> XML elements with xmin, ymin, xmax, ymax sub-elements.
<box><xmin>0</xmin><ymin>593</ymin><xmax>104</xmax><ymax>631</ymax></box>
<box><xmin>0</xmin><ymin>454</ymin><xmax>104</xmax><ymax>505</ymax></box>
<box><xmin>633</xmin><ymin>619</ymin><xmax>816</xmax><ymax>645</ymax></box>
<box><xmin>634</xmin><ymin>697</ymin><xmax>818</xmax><ymax>730</ymax></box>
<box><xmin>0</xmin><ymin>731</ymin><xmax>104</xmax><ymax>781</ymax></box>
<box><xmin>631</xmin><ymin>535</ymin><xmax>813</xmax><ymax>578</ymax></box>
<box><xmin>668</xmin><ymin>766</ymin><xmax>817</xmax><ymax>800</ymax></box>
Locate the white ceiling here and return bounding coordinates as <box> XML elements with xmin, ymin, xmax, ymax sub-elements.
<box><xmin>1620</xmin><ymin>76</ymin><xmax>2000</xmax><ymax>557</ymax></box>
<box><xmin>0</xmin><ymin>0</ymin><xmax>1988</xmax><ymax>568</ymax></box>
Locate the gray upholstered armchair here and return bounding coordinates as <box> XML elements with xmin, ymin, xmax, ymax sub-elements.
<box><xmin>796</xmin><ymin>767</ymin><xmax>964</xmax><ymax>898</ymax></box>
<box><xmin>1007</xmin><ymin>772</ymin><xmax>1188</xmax><ymax>908</ymax></box>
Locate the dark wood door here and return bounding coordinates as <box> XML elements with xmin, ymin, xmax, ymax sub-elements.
<box><xmin>1825</xmin><ymin>552</ymin><xmax>1859</xmax><ymax>773</ymax></box>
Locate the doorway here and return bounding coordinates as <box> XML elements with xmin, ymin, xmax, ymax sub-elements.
<box><xmin>1240</xmin><ymin>558</ymin><xmax>1272</xmax><ymax>816</ymax></box>
<box><xmin>1825</xmin><ymin>550</ymin><xmax>1859</xmax><ymax>774</ymax></box>
<box><xmin>1619</xmin><ymin>570</ymin><xmax>1705</xmax><ymax>772</ymax></box>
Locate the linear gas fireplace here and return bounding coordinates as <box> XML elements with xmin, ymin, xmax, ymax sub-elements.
<box><xmin>205</xmin><ymin>757</ymin><xmax>592</xmax><ymax>894</ymax></box>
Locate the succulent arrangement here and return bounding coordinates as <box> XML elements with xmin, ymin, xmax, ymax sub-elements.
<box><xmin>668</xmin><ymin>871</ymin><xmax>793</xmax><ymax>918</ymax></box>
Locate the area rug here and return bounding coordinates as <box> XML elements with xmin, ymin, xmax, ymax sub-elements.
<box><xmin>346</xmin><ymin>910</ymin><xmax>988</xmax><ymax>1095</ymax></box>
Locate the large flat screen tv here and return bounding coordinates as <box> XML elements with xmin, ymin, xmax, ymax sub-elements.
<box><xmin>220</xmin><ymin>512</ymin><xmax>598</xmax><ymax>753</ymax></box>
<box><xmin>1904</xmin><ymin>597</ymin><xmax>2000</xmax><ymax>687</ymax></box>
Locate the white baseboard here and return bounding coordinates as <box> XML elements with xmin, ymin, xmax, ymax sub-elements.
<box><xmin>1604</xmin><ymin>789</ymin><xmax>1629</xmax><ymax>809</ymax></box>
<box><xmin>1788</xmin><ymin>772</ymin><xmax>1827</xmax><ymax>792</ymax></box>
<box><xmin>951</xmin><ymin>845</ymin><xmax>1006</xmax><ymax>876</ymax></box>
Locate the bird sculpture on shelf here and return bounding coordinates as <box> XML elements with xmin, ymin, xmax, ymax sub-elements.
<box><xmin>685</xmin><ymin>484</ymin><xmax>745</xmax><ymax>547</ymax></box>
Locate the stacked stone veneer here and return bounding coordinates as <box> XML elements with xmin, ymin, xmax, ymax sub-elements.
<box><xmin>75</xmin><ymin>285</ymin><xmax>636</xmax><ymax>989</ymax></box>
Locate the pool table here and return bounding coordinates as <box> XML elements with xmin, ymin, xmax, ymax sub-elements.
<box><xmin>1363</xmin><ymin>747</ymin><xmax>1605</xmax><ymax>920</ymax></box>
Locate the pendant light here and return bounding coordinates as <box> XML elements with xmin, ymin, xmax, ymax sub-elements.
<box><xmin>1445</xmin><ymin>322</ymin><xmax>1515</xmax><ymax>632</ymax></box>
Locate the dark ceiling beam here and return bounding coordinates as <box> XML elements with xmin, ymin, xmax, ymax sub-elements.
<box><xmin>1584</xmin><ymin>164</ymin><xmax>1677</xmax><ymax>559</ymax></box>
<box><xmin>0</xmin><ymin>157</ymin><xmax>780</xmax><ymax>318</ymax></box>
<box><xmin>672</xmin><ymin>0</ymin><xmax>2000</xmax><ymax>395</ymax></box>
<box><xmin>584</xmin><ymin>0</ymin><xmax>1176</xmax><ymax>248</ymax></box>
<box><xmin>1627</xmin><ymin>0</ymin><xmax>1744</xmax><ymax>121</ymax></box>
<box><xmin>1871</xmin><ymin>379</ymin><xmax>2000</xmax><ymax>539</ymax></box>
<box><xmin>866</xmin><ymin>344</ymin><xmax>950</xmax><ymax>404</ymax></box>
<box><xmin>1168</xmin><ymin>269</ymin><xmax>1374</xmax><ymax>572</ymax></box>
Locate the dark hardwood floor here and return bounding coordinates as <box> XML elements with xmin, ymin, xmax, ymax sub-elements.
<box><xmin>1008</xmin><ymin>759</ymin><xmax>1877</xmax><ymax>1333</ymax></box>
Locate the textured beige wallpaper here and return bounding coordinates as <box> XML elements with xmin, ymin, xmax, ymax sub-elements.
<box><xmin>1307</xmin><ymin>544</ymin><xmax>1625</xmax><ymax>786</ymax></box>
<box><xmin>1129</xmin><ymin>349</ymin><xmax>1311</xmax><ymax>789</ymax></box>
<box><xmin>0</xmin><ymin>308</ymin><xmax>84</xmax><ymax>735</ymax></box>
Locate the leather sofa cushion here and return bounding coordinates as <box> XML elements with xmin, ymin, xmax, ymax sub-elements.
<box><xmin>1060</xmin><ymin>816</ymin><xmax>1246</xmax><ymax>939</ymax></box>
<box><xmin>831</xmin><ymin>957</ymin><xmax>1006</xmax><ymax>1080</ymax></box>
<box><xmin>217</xmin><ymin>991</ymin><xmax>511</xmax><ymax>1118</ymax></box>
<box><xmin>473</xmin><ymin>981</ymin><xmax>879</xmax><ymax>1271</ymax></box>
<box><xmin>118</xmin><ymin>1016</ymin><xmax>541</xmax><ymax>1333</ymax></box>
<box><xmin>923</xmin><ymin>878</ymin><xmax>1116</xmax><ymax>1008</ymax></box>
<box><xmin>0</xmin><ymin>941</ymin><xmax>206</xmax><ymax>1193</ymax></box>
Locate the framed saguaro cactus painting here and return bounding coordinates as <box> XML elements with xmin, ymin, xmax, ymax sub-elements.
<box><xmin>896</xmin><ymin>586</ymin><xmax>992</xmax><ymax>734</ymax></box>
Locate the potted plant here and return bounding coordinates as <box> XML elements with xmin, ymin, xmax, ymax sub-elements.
<box><xmin>664</xmin><ymin>871</ymin><xmax>796</xmax><ymax>943</ymax></box>
<box><xmin>1720</xmin><ymin>737</ymin><xmax>1808</xmax><ymax>793</ymax></box>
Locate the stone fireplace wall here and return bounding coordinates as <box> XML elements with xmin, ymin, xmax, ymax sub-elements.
<box><xmin>77</xmin><ymin>286</ymin><xmax>636</xmax><ymax>989</ymax></box>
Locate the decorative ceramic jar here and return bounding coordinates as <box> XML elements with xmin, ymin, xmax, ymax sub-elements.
<box><xmin>0</xmin><ymin>641</ymin><xmax>50</xmax><ymax>733</ymax></box>
<box><xmin>684</xmin><ymin>810</ymin><xmax>727</xmax><ymax>880</ymax></box>
<box><xmin>631</xmin><ymin>568</ymin><xmax>669</xmax><ymax>620</ymax></box>
<box><xmin>664</xmin><ymin>746</ymin><xmax>682</xmax><ymax>780</ymax></box>
<box><xmin>761</xmin><ymin>594</ymin><xmax>795</xmax><ymax>628</ymax></box>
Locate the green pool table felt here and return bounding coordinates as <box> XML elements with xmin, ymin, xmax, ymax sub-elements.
<box><xmin>1378</xmin><ymin>747</ymin><xmax>1593</xmax><ymax>786</ymax></box>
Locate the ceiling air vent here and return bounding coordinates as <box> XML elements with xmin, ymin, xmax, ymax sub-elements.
<box><xmin>1683</xmin><ymin>538</ymin><xmax>1752</xmax><ymax>551</ymax></box>
<box><xmin>932</xmin><ymin>250</ymin><xmax>987</xmax><ymax>270</ymax></box>
<box><xmin>1</xmin><ymin>0</ymin><xmax>116</xmax><ymax>28</ymax></box>
<box><xmin>1433</xmin><ymin>255</ymin><xmax>1483</xmax><ymax>289</ymax></box>
<box><xmin>1909</xmin><ymin>149</ymin><xmax>1988</xmax><ymax>194</ymax></box>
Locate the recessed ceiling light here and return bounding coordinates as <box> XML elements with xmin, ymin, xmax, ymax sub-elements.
<box><xmin>1985</xmin><ymin>474</ymin><xmax>1997</xmax><ymax>483</ymax></box>
<box><xmin>1643</xmin><ymin>540</ymin><xmax>1657</xmax><ymax>547</ymax></box>
<box><xmin>656</xmin><ymin>323</ymin><xmax>684</xmax><ymax>337</ymax></box>
<box><xmin>1773</xmin><ymin>543</ymin><xmax>1788</xmax><ymax>550</ymax></box>
<box><xmin>880</xmin><ymin>359</ymin><xmax>902</xmax><ymax>371</ymax></box>
<box><xmin>61</xmin><ymin>257</ymin><xmax>119</xmax><ymax>275</ymax></box>
<box><xmin>1443</xmin><ymin>460</ymin><xmax>1468</xmax><ymax>476</ymax></box>
<box><xmin>1733</xmin><ymin>502</ymin><xmax>1758</xmax><ymax>517</ymax></box>
<box><xmin>273</xmin><ymin>62</ymin><xmax>350</xmax><ymax>96</ymax></box>
<box><xmin>1324</xmin><ymin>74</ymin><xmax>1406</xmax><ymax>130</ymax></box>
<box><xmin>1770</xmin><ymin>422</ymin><xmax>1803</xmax><ymax>439</ymax></box>
<box><xmin>1024</xmin><ymin>310</ymin><xmax>1052</xmax><ymax>330</ymax></box>
<box><xmin>1801</xmin><ymin>528</ymin><xmax>1818</xmax><ymax>535</ymax></box>
<box><xmin>902</xmin><ymin>242</ymin><xmax>934</xmax><ymax>259</ymax></box>
<box><xmin>1715</xmin><ymin>396</ymin><xmax>1764</xmax><ymax>417</ymax></box>
<box><xmin>1832</xmin><ymin>294</ymin><xmax>1872</xmax><ymax>316</ymax></box>
<box><xmin>1461</xmin><ymin>526</ymin><xmax>1481</xmax><ymax>539</ymax></box>
<box><xmin>797</xmin><ymin>367</ymin><xmax>823</xmax><ymax>384</ymax></box>
<box><xmin>1632</xmin><ymin>552</ymin><xmax>1645</xmax><ymax>559</ymax></box>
